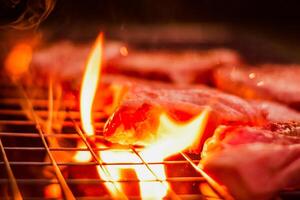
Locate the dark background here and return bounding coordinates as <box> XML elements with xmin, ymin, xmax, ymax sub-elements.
<box><xmin>1</xmin><ymin>0</ymin><xmax>300</xmax><ymax>42</ymax></box>
<box><xmin>47</xmin><ymin>0</ymin><xmax>300</xmax><ymax>25</ymax></box>
<box><xmin>1</xmin><ymin>0</ymin><xmax>300</xmax><ymax>63</ymax></box>
<box><xmin>1</xmin><ymin>0</ymin><xmax>300</xmax><ymax>29</ymax></box>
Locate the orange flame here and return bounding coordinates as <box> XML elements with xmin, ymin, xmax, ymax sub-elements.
<box><xmin>98</xmin><ymin>149</ymin><xmax>167</xmax><ymax>199</ymax></box>
<box><xmin>80</xmin><ymin>33</ymin><xmax>103</xmax><ymax>136</ymax></box>
<box><xmin>75</xmin><ymin>32</ymin><xmax>210</xmax><ymax>199</ymax></box>
<box><xmin>98</xmin><ymin>110</ymin><xmax>209</xmax><ymax>199</ymax></box>
<box><xmin>141</xmin><ymin>110</ymin><xmax>209</xmax><ymax>160</ymax></box>
<box><xmin>5</xmin><ymin>43</ymin><xmax>32</xmax><ymax>78</ymax></box>
<box><xmin>74</xmin><ymin>33</ymin><xmax>103</xmax><ymax>162</ymax></box>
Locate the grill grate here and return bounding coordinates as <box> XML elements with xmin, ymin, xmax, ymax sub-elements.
<box><xmin>0</xmin><ymin>76</ymin><xmax>222</xmax><ymax>200</ymax></box>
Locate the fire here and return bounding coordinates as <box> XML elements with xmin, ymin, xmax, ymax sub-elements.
<box><xmin>80</xmin><ymin>33</ymin><xmax>103</xmax><ymax>136</ymax></box>
<box><xmin>74</xmin><ymin>33</ymin><xmax>103</xmax><ymax>162</ymax></box>
<box><xmin>141</xmin><ymin>111</ymin><xmax>209</xmax><ymax>160</ymax></box>
<box><xmin>99</xmin><ymin>110</ymin><xmax>209</xmax><ymax>199</ymax></box>
<box><xmin>98</xmin><ymin>149</ymin><xmax>167</xmax><ymax>199</ymax></box>
<box><xmin>76</xmin><ymin>32</ymin><xmax>210</xmax><ymax>199</ymax></box>
<box><xmin>5</xmin><ymin>43</ymin><xmax>32</xmax><ymax>79</ymax></box>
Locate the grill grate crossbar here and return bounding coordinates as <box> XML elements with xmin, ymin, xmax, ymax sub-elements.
<box><xmin>0</xmin><ymin>137</ymin><xmax>23</xmax><ymax>200</ymax></box>
<box><xmin>18</xmin><ymin>85</ymin><xmax>76</xmax><ymax>200</ymax></box>
<box><xmin>71</xmin><ymin>117</ymin><xmax>129</xmax><ymax>199</ymax></box>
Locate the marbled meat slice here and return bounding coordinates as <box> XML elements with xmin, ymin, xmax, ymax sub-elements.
<box><xmin>106</xmin><ymin>48</ymin><xmax>242</xmax><ymax>85</ymax></box>
<box><xmin>213</xmin><ymin>65</ymin><xmax>300</xmax><ymax>110</ymax></box>
<box><xmin>26</xmin><ymin>41</ymin><xmax>124</xmax><ymax>104</ymax></box>
<box><xmin>99</xmin><ymin>76</ymin><xmax>300</xmax><ymax>123</ymax></box>
<box><xmin>93</xmin><ymin>75</ymin><xmax>174</xmax><ymax>115</ymax></box>
<box><xmin>250</xmin><ymin>100</ymin><xmax>300</xmax><ymax>123</ymax></box>
<box><xmin>201</xmin><ymin>123</ymin><xmax>300</xmax><ymax>200</ymax></box>
<box><xmin>30</xmin><ymin>40</ymin><xmax>123</xmax><ymax>80</ymax></box>
<box><xmin>103</xmin><ymin>82</ymin><xmax>266</xmax><ymax>152</ymax></box>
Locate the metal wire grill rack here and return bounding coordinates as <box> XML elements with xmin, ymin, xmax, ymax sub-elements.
<box><xmin>0</xmin><ymin>75</ymin><xmax>223</xmax><ymax>200</ymax></box>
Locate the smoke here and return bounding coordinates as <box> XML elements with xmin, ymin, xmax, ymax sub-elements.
<box><xmin>3</xmin><ymin>0</ymin><xmax>56</xmax><ymax>30</ymax></box>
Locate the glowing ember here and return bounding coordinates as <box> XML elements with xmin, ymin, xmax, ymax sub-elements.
<box><xmin>76</xmin><ymin>32</ymin><xmax>210</xmax><ymax>199</ymax></box>
<box><xmin>44</xmin><ymin>183</ymin><xmax>62</xmax><ymax>199</ymax></box>
<box><xmin>120</xmin><ymin>46</ymin><xmax>128</xmax><ymax>56</ymax></box>
<box><xmin>5</xmin><ymin>43</ymin><xmax>32</xmax><ymax>78</ymax></box>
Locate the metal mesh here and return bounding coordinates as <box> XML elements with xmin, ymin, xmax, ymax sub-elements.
<box><xmin>0</xmin><ymin>76</ymin><xmax>222</xmax><ymax>200</ymax></box>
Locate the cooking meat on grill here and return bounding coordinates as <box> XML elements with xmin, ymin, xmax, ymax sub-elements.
<box><xmin>250</xmin><ymin>100</ymin><xmax>300</xmax><ymax>122</ymax></box>
<box><xmin>97</xmin><ymin>75</ymin><xmax>300</xmax><ymax>122</ymax></box>
<box><xmin>103</xmin><ymin>81</ymin><xmax>266</xmax><ymax>152</ymax></box>
<box><xmin>213</xmin><ymin>65</ymin><xmax>300</xmax><ymax>110</ymax></box>
<box><xmin>106</xmin><ymin>48</ymin><xmax>242</xmax><ymax>85</ymax></box>
<box><xmin>201</xmin><ymin>123</ymin><xmax>300</xmax><ymax>200</ymax></box>
<box><xmin>30</xmin><ymin>40</ymin><xmax>123</xmax><ymax>80</ymax></box>
<box><xmin>94</xmin><ymin>75</ymin><xmax>157</xmax><ymax>114</ymax></box>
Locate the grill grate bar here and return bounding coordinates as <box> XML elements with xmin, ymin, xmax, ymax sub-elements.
<box><xmin>0</xmin><ymin>98</ymin><xmax>76</xmax><ymax>107</ymax></box>
<box><xmin>0</xmin><ymin>132</ymin><xmax>105</xmax><ymax>139</ymax></box>
<box><xmin>18</xmin><ymin>86</ymin><xmax>76</xmax><ymax>200</ymax></box>
<box><xmin>71</xmin><ymin>117</ymin><xmax>129</xmax><ymax>199</ymax></box>
<box><xmin>0</xmin><ymin>177</ymin><xmax>206</xmax><ymax>184</ymax></box>
<box><xmin>180</xmin><ymin>152</ymin><xmax>234</xmax><ymax>200</ymax></box>
<box><xmin>0</xmin><ymin>119</ymin><xmax>105</xmax><ymax>127</ymax></box>
<box><xmin>0</xmin><ymin>138</ymin><xmax>23</xmax><ymax>200</ymax></box>
<box><xmin>22</xmin><ymin>194</ymin><xmax>212</xmax><ymax>200</ymax></box>
<box><xmin>0</xmin><ymin>109</ymin><xmax>107</xmax><ymax>119</ymax></box>
<box><xmin>129</xmin><ymin>146</ymin><xmax>181</xmax><ymax>200</ymax></box>
<box><xmin>0</xmin><ymin>161</ymin><xmax>98</xmax><ymax>166</ymax></box>
<box><xmin>0</xmin><ymin>159</ymin><xmax>201</xmax><ymax>166</ymax></box>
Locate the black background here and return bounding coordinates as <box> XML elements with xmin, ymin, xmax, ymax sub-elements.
<box><xmin>1</xmin><ymin>0</ymin><xmax>300</xmax><ymax>30</ymax></box>
<box><xmin>1</xmin><ymin>0</ymin><xmax>300</xmax><ymax>62</ymax></box>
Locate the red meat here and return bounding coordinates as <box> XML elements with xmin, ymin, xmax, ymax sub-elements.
<box><xmin>201</xmin><ymin>123</ymin><xmax>300</xmax><ymax>200</ymax></box>
<box><xmin>96</xmin><ymin>76</ymin><xmax>300</xmax><ymax>123</ymax></box>
<box><xmin>106</xmin><ymin>49</ymin><xmax>242</xmax><ymax>85</ymax></box>
<box><xmin>213</xmin><ymin>65</ymin><xmax>300</xmax><ymax>110</ymax></box>
<box><xmin>250</xmin><ymin>100</ymin><xmax>300</xmax><ymax>123</ymax></box>
<box><xmin>30</xmin><ymin>40</ymin><xmax>123</xmax><ymax>80</ymax></box>
<box><xmin>103</xmin><ymin>82</ymin><xmax>266</xmax><ymax>152</ymax></box>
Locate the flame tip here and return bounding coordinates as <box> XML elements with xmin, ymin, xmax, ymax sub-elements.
<box><xmin>80</xmin><ymin>31</ymin><xmax>104</xmax><ymax>136</ymax></box>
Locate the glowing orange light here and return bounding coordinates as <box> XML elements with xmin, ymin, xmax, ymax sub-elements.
<box><xmin>74</xmin><ymin>33</ymin><xmax>103</xmax><ymax>162</ymax></box>
<box><xmin>141</xmin><ymin>110</ymin><xmax>209</xmax><ymax>160</ymax></box>
<box><xmin>199</xmin><ymin>183</ymin><xmax>219</xmax><ymax>200</ymax></box>
<box><xmin>75</xmin><ymin>32</ymin><xmax>210</xmax><ymax>199</ymax></box>
<box><xmin>80</xmin><ymin>33</ymin><xmax>103</xmax><ymax>136</ymax></box>
<box><xmin>120</xmin><ymin>46</ymin><xmax>128</xmax><ymax>56</ymax></box>
<box><xmin>73</xmin><ymin>147</ymin><xmax>91</xmax><ymax>162</ymax></box>
<box><xmin>98</xmin><ymin>149</ymin><xmax>167</xmax><ymax>199</ymax></box>
<box><xmin>197</xmin><ymin>163</ymin><xmax>234</xmax><ymax>200</ymax></box>
<box><xmin>5</xmin><ymin>43</ymin><xmax>32</xmax><ymax>78</ymax></box>
<box><xmin>44</xmin><ymin>183</ymin><xmax>62</xmax><ymax>199</ymax></box>
<box><xmin>99</xmin><ymin>110</ymin><xmax>209</xmax><ymax>199</ymax></box>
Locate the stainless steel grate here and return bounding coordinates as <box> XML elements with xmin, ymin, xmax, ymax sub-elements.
<box><xmin>0</xmin><ymin>75</ymin><xmax>223</xmax><ymax>200</ymax></box>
